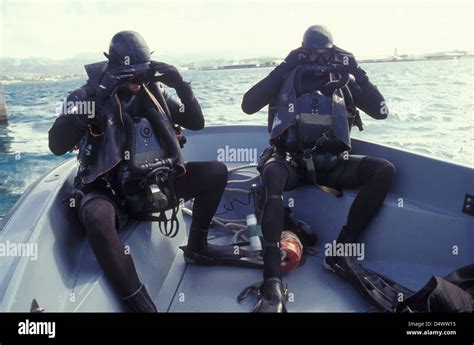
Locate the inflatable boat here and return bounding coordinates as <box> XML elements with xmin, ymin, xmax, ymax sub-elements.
<box><xmin>0</xmin><ymin>125</ymin><xmax>472</xmax><ymax>312</ymax></box>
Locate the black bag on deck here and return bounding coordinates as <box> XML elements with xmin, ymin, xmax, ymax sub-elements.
<box><xmin>397</xmin><ymin>264</ymin><xmax>474</xmax><ymax>312</ymax></box>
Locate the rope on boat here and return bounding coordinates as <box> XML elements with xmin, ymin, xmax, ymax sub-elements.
<box><xmin>227</xmin><ymin>164</ymin><xmax>260</xmax><ymax>184</ymax></box>
<box><xmin>228</xmin><ymin>164</ymin><xmax>258</xmax><ymax>173</ymax></box>
<box><xmin>179</xmin><ymin>164</ymin><xmax>259</xmax><ymax>242</ymax></box>
<box><xmin>213</xmin><ymin>216</ymin><xmax>246</xmax><ymax>224</ymax></box>
<box><xmin>227</xmin><ymin>175</ymin><xmax>259</xmax><ymax>184</ymax></box>
<box><xmin>224</xmin><ymin>187</ymin><xmax>252</xmax><ymax>194</ymax></box>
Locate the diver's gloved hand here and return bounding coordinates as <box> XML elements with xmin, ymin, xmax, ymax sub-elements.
<box><xmin>149</xmin><ymin>61</ymin><xmax>185</xmax><ymax>89</ymax></box>
<box><xmin>275</xmin><ymin>47</ymin><xmax>309</xmax><ymax>74</ymax></box>
<box><xmin>149</xmin><ymin>61</ymin><xmax>194</xmax><ymax>101</ymax></box>
<box><xmin>75</xmin><ymin>67</ymin><xmax>132</xmax><ymax>129</ymax></box>
<box><xmin>95</xmin><ymin>68</ymin><xmax>134</xmax><ymax>107</ymax></box>
<box><xmin>332</xmin><ymin>45</ymin><xmax>369</xmax><ymax>86</ymax></box>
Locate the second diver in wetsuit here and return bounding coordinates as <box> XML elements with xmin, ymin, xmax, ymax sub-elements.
<box><xmin>241</xmin><ymin>25</ymin><xmax>395</xmax><ymax>312</ymax></box>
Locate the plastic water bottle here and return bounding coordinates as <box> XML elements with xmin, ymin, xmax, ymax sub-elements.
<box><xmin>246</xmin><ymin>214</ymin><xmax>262</xmax><ymax>252</ymax></box>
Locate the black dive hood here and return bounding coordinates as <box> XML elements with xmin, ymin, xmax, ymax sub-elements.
<box><xmin>105</xmin><ymin>30</ymin><xmax>151</xmax><ymax>69</ymax></box>
<box><xmin>84</xmin><ymin>30</ymin><xmax>153</xmax><ymax>89</ymax></box>
<box><xmin>302</xmin><ymin>25</ymin><xmax>334</xmax><ymax>50</ymax></box>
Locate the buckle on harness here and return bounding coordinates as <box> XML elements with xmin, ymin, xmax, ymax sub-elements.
<box><xmin>312</xmin><ymin>131</ymin><xmax>331</xmax><ymax>151</ymax></box>
<box><xmin>303</xmin><ymin>149</ymin><xmax>316</xmax><ymax>185</ymax></box>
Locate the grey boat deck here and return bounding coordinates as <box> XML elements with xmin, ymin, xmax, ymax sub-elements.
<box><xmin>169</xmin><ymin>164</ymin><xmax>449</xmax><ymax>312</ymax></box>
<box><xmin>0</xmin><ymin>126</ymin><xmax>472</xmax><ymax>312</ymax></box>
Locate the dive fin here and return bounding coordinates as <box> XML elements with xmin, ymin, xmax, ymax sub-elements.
<box><xmin>324</xmin><ymin>257</ymin><xmax>414</xmax><ymax>312</ymax></box>
<box><xmin>180</xmin><ymin>243</ymin><xmax>263</xmax><ymax>269</ymax></box>
<box><xmin>238</xmin><ymin>281</ymin><xmax>263</xmax><ymax>303</ymax></box>
<box><xmin>30</xmin><ymin>299</ymin><xmax>44</xmax><ymax>313</ymax></box>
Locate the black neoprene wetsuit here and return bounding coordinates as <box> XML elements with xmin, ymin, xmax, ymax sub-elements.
<box><xmin>49</xmin><ymin>84</ymin><xmax>228</xmax><ymax>298</ymax></box>
<box><xmin>241</xmin><ymin>65</ymin><xmax>394</xmax><ymax>280</ymax></box>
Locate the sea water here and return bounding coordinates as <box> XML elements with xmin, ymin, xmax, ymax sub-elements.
<box><xmin>0</xmin><ymin>59</ymin><xmax>473</xmax><ymax>218</ymax></box>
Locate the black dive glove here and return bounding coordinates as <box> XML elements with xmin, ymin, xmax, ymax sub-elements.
<box><xmin>148</xmin><ymin>61</ymin><xmax>184</xmax><ymax>89</ymax></box>
<box><xmin>69</xmin><ymin>68</ymin><xmax>133</xmax><ymax>130</ymax></box>
<box><xmin>273</xmin><ymin>47</ymin><xmax>309</xmax><ymax>75</ymax></box>
<box><xmin>332</xmin><ymin>45</ymin><xmax>369</xmax><ymax>86</ymax></box>
<box><xmin>95</xmin><ymin>67</ymin><xmax>134</xmax><ymax>107</ymax></box>
<box><xmin>149</xmin><ymin>61</ymin><xmax>193</xmax><ymax>100</ymax></box>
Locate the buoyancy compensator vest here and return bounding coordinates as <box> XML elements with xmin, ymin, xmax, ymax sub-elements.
<box><xmin>117</xmin><ymin>88</ymin><xmax>185</xmax><ymax>237</ymax></box>
<box><xmin>73</xmin><ymin>61</ymin><xmax>186</xmax><ymax>237</ymax></box>
<box><xmin>270</xmin><ymin>64</ymin><xmax>352</xmax><ymax>154</ymax></box>
<box><xmin>269</xmin><ymin>64</ymin><xmax>357</xmax><ymax>188</ymax></box>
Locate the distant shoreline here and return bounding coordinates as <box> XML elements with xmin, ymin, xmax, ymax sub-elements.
<box><xmin>0</xmin><ymin>75</ymin><xmax>84</xmax><ymax>85</ymax></box>
<box><xmin>191</xmin><ymin>55</ymin><xmax>473</xmax><ymax>71</ymax></box>
<box><xmin>359</xmin><ymin>55</ymin><xmax>474</xmax><ymax>64</ymax></box>
<box><xmin>1</xmin><ymin>55</ymin><xmax>472</xmax><ymax>83</ymax></box>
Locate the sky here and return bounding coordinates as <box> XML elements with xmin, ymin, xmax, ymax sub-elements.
<box><xmin>0</xmin><ymin>0</ymin><xmax>472</xmax><ymax>60</ymax></box>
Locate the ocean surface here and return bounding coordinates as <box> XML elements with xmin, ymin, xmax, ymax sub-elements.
<box><xmin>0</xmin><ymin>59</ymin><xmax>473</xmax><ymax>218</ymax></box>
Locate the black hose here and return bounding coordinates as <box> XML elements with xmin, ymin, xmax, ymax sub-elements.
<box><xmin>322</xmin><ymin>72</ymin><xmax>350</xmax><ymax>94</ymax></box>
<box><xmin>341</xmin><ymin>85</ymin><xmax>355</xmax><ymax>109</ymax></box>
<box><xmin>152</xmin><ymin>84</ymin><xmax>172</xmax><ymax>120</ymax></box>
<box><xmin>123</xmin><ymin>111</ymin><xmax>140</xmax><ymax>172</ymax></box>
<box><xmin>145</xmin><ymin>107</ymin><xmax>182</xmax><ymax>170</ymax></box>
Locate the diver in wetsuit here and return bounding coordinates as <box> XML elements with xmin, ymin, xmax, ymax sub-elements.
<box><xmin>241</xmin><ymin>25</ymin><xmax>394</xmax><ymax>312</ymax></box>
<box><xmin>49</xmin><ymin>31</ymin><xmax>228</xmax><ymax>312</ymax></box>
